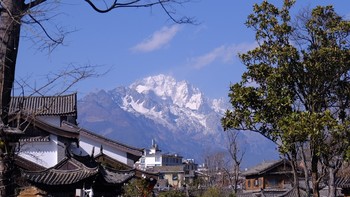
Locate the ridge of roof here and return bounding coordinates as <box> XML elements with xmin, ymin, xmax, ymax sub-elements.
<box><xmin>61</xmin><ymin>121</ymin><xmax>143</xmax><ymax>156</ymax></box>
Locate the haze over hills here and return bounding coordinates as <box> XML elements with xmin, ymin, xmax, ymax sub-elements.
<box><xmin>77</xmin><ymin>74</ymin><xmax>279</xmax><ymax>167</ymax></box>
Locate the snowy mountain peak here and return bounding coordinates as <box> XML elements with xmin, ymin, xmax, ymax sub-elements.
<box><xmin>78</xmin><ymin>74</ymin><xmax>278</xmax><ymax>167</ymax></box>
<box><xmin>130</xmin><ymin>74</ymin><xmax>203</xmax><ymax>110</ymax></box>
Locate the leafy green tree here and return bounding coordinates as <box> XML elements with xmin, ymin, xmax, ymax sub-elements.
<box><xmin>221</xmin><ymin>1</ymin><xmax>350</xmax><ymax>197</ymax></box>
<box><xmin>122</xmin><ymin>178</ymin><xmax>154</xmax><ymax>197</ymax></box>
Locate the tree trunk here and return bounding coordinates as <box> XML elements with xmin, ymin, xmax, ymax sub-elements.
<box><xmin>289</xmin><ymin>152</ymin><xmax>300</xmax><ymax>197</ymax></box>
<box><xmin>234</xmin><ymin>164</ymin><xmax>239</xmax><ymax>194</ymax></box>
<box><xmin>328</xmin><ymin>167</ymin><xmax>336</xmax><ymax>197</ymax></box>
<box><xmin>301</xmin><ymin>146</ymin><xmax>311</xmax><ymax>197</ymax></box>
<box><xmin>0</xmin><ymin>0</ymin><xmax>21</xmax><ymax>124</ymax></box>
<box><xmin>0</xmin><ymin>0</ymin><xmax>23</xmax><ymax>196</ymax></box>
<box><xmin>311</xmin><ymin>155</ymin><xmax>320</xmax><ymax>197</ymax></box>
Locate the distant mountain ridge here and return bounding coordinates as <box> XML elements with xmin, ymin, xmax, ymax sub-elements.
<box><xmin>77</xmin><ymin>74</ymin><xmax>278</xmax><ymax>167</ymax></box>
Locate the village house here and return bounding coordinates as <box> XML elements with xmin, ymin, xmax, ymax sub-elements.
<box><xmin>8</xmin><ymin>93</ymin><xmax>156</xmax><ymax>196</ymax></box>
<box><xmin>9</xmin><ymin>93</ymin><xmax>144</xmax><ymax>168</ymax></box>
<box><xmin>136</xmin><ymin>140</ymin><xmax>198</xmax><ymax>189</ymax></box>
<box><xmin>242</xmin><ymin>159</ymin><xmax>294</xmax><ymax>192</ymax></box>
<box><xmin>9</xmin><ymin>93</ymin><xmax>79</xmax><ymax>168</ymax></box>
<box><xmin>136</xmin><ymin>139</ymin><xmax>183</xmax><ymax>170</ymax></box>
<box><xmin>62</xmin><ymin>121</ymin><xmax>144</xmax><ymax>167</ymax></box>
<box><xmin>154</xmin><ymin>159</ymin><xmax>197</xmax><ymax>188</ymax></box>
<box><xmin>238</xmin><ymin>159</ymin><xmax>344</xmax><ymax>197</ymax></box>
<box><xmin>237</xmin><ymin>159</ymin><xmax>301</xmax><ymax>197</ymax></box>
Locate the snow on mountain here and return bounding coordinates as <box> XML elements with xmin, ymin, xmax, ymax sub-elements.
<box><xmin>78</xmin><ymin>74</ymin><xmax>278</xmax><ymax>167</ymax></box>
<box><xmin>131</xmin><ymin>74</ymin><xmax>206</xmax><ymax>111</ymax></box>
<box><xmin>119</xmin><ymin>74</ymin><xmax>221</xmax><ymax>135</ymax></box>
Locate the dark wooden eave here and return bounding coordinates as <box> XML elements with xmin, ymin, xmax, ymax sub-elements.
<box><xmin>95</xmin><ymin>152</ymin><xmax>132</xmax><ymax>170</ymax></box>
<box><xmin>25</xmin><ymin>115</ymin><xmax>79</xmax><ymax>139</ymax></box>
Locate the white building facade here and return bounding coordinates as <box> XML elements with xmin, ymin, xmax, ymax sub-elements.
<box><xmin>10</xmin><ymin>93</ymin><xmax>143</xmax><ymax>169</ymax></box>
<box><xmin>137</xmin><ymin>140</ymin><xmax>183</xmax><ymax>170</ymax></box>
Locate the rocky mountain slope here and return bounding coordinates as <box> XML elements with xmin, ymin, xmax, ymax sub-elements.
<box><xmin>77</xmin><ymin>74</ymin><xmax>278</xmax><ymax>167</ymax></box>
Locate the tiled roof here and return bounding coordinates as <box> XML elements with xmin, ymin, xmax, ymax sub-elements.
<box><xmin>22</xmin><ymin>157</ymin><xmax>99</xmax><ymax>185</ymax></box>
<box><xmin>23</xmin><ymin>168</ymin><xmax>98</xmax><ymax>185</ymax></box>
<box><xmin>19</xmin><ymin>135</ymin><xmax>50</xmax><ymax>142</ymax></box>
<box><xmin>336</xmin><ymin>176</ymin><xmax>350</xmax><ymax>188</ymax></box>
<box><xmin>10</xmin><ymin>93</ymin><xmax>77</xmax><ymax>116</ymax></box>
<box><xmin>93</xmin><ymin>152</ymin><xmax>158</xmax><ymax>180</ymax></box>
<box><xmin>242</xmin><ymin>159</ymin><xmax>290</xmax><ymax>176</ymax></box>
<box><xmin>100</xmin><ymin>167</ymin><xmax>134</xmax><ymax>184</ymax></box>
<box><xmin>151</xmin><ymin>165</ymin><xmax>184</xmax><ymax>173</ymax></box>
<box><xmin>280</xmin><ymin>187</ymin><xmax>308</xmax><ymax>197</ymax></box>
<box><xmin>61</xmin><ymin>121</ymin><xmax>143</xmax><ymax>157</ymax></box>
<box><xmin>237</xmin><ymin>187</ymin><xmax>305</xmax><ymax>197</ymax></box>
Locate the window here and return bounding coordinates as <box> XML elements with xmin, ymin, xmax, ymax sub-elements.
<box><xmin>267</xmin><ymin>178</ymin><xmax>278</xmax><ymax>188</ymax></box>
<box><xmin>247</xmin><ymin>180</ymin><xmax>251</xmax><ymax>188</ymax></box>
<box><xmin>172</xmin><ymin>174</ymin><xmax>178</xmax><ymax>180</ymax></box>
<box><xmin>155</xmin><ymin>156</ymin><xmax>160</xmax><ymax>162</ymax></box>
<box><xmin>254</xmin><ymin>179</ymin><xmax>259</xmax><ymax>186</ymax></box>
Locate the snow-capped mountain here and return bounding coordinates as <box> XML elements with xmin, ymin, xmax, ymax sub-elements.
<box><xmin>124</xmin><ymin>75</ymin><xmax>226</xmax><ymax>136</ymax></box>
<box><xmin>77</xmin><ymin>74</ymin><xmax>278</xmax><ymax>167</ymax></box>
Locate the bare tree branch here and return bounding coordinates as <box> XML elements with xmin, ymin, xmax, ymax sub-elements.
<box><xmin>28</xmin><ymin>14</ymin><xmax>63</xmax><ymax>46</ymax></box>
<box><xmin>15</xmin><ymin>63</ymin><xmax>107</xmax><ymax>97</ymax></box>
<box><xmin>84</xmin><ymin>0</ymin><xmax>196</xmax><ymax>24</ymax></box>
<box><xmin>24</xmin><ymin>0</ymin><xmax>47</xmax><ymax>11</ymax></box>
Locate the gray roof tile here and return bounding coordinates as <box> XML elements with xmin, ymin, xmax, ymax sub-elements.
<box><xmin>10</xmin><ymin>93</ymin><xmax>77</xmax><ymax>116</ymax></box>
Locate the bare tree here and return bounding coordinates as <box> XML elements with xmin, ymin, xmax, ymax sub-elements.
<box><xmin>225</xmin><ymin>130</ymin><xmax>244</xmax><ymax>194</ymax></box>
<box><xmin>203</xmin><ymin>151</ymin><xmax>226</xmax><ymax>187</ymax></box>
<box><xmin>0</xmin><ymin>1</ymin><xmax>195</xmax><ymax>195</ymax></box>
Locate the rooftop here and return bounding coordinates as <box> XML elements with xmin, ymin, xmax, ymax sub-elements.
<box><xmin>242</xmin><ymin>159</ymin><xmax>290</xmax><ymax>177</ymax></box>
<box><xmin>61</xmin><ymin>121</ymin><xmax>144</xmax><ymax>158</ymax></box>
<box><xmin>10</xmin><ymin>93</ymin><xmax>77</xmax><ymax>116</ymax></box>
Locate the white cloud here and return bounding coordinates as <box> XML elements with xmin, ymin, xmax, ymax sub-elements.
<box><xmin>131</xmin><ymin>25</ymin><xmax>181</xmax><ymax>52</ymax></box>
<box><xmin>189</xmin><ymin>42</ymin><xmax>257</xmax><ymax>69</ymax></box>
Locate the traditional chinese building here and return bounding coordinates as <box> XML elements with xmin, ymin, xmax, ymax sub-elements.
<box><xmin>8</xmin><ymin>93</ymin><xmax>156</xmax><ymax>196</ymax></box>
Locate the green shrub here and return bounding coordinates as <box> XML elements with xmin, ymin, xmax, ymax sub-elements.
<box><xmin>122</xmin><ymin>178</ymin><xmax>153</xmax><ymax>197</ymax></box>
<box><xmin>202</xmin><ymin>186</ymin><xmax>225</xmax><ymax>197</ymax></box>
<box><xmin>158</xmin><ymin>189</ymin><xmax>187</xmax><ymax>197</ymax></box>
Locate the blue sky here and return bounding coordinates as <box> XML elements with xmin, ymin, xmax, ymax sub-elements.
<box><xmin>15</xmin><ymin>0</ymin><xmax>350</xmax><ymax>99</ymax></box>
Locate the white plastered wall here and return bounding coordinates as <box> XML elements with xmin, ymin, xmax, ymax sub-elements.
<box><xmin>78</xmin><ymin>135</ymin><xmax>128</xmax><ymax>164</ymax></box>
<box><xmin>18</xmin><ymin>134</ymin><xmax>58</xmax><ymax>168</ymax></box>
